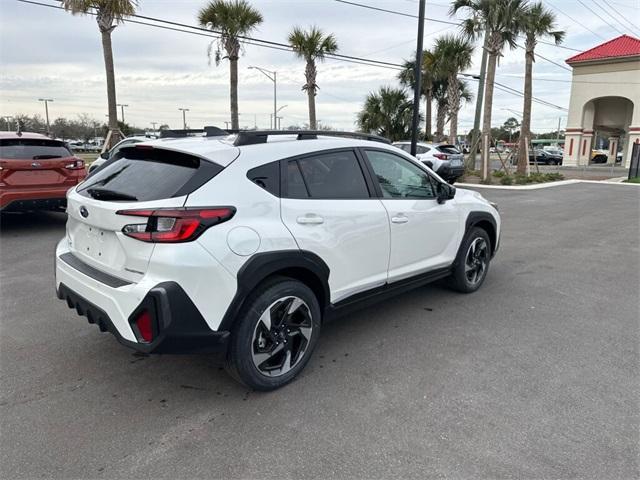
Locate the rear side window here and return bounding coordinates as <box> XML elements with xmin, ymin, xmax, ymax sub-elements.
<box><xmin>0</xmin><ymin>139</ymin><xmax>72</xmax><ymax>159</ymax></box>
<box><xmin>288</xmin><ymin>150</ymin><xmax>369</xmax><ymax>199</ymax></box>
<box><xmin>78</xmin><ymin>147</ymin><xmax>222</xmax><ymax>202</ymax></box>
<box><xmin>416</xmin><ymin>146</ymin><xmax>430</xmax><ymax>154</ymax></box>
<box><xmin>247</xmin><ymin>161</ymin><xmax>280</xmax><ymax>196</ymax></box>
<box><xmin>437</xmin><ymin>145</ymin><xmax>460</xmax><ymax>154</ymax></box>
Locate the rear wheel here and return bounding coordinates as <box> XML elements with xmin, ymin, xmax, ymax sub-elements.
<box><xmin>448</xmin><ymin>227</ymin><xmax>491</xmax><ymax>293</ymax></box>
<box><xmin>225</xmin><ymin>277</ymin><xmax>321</xmax><ymax>391</ymax></box>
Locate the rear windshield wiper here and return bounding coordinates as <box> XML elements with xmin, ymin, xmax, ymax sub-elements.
<box><xmin>86</xmin><ymin>187</ymin><xmax>137</xmax><ymax>201</ymax></box>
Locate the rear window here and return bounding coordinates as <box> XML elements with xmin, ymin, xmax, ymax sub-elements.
<box><xmin>78</xmin><ymin>147</ymin><xmax>222</xmax><ymax>202</ymax></box>
<box><xmin>436</xmin><ymin>145</ymin><xmax>460</xmax><ymax>155</ymax></box>
<box><xmin>0</xmin><ymin>139</ymin><xmax>72</xmax><ymax>160</ymax></box>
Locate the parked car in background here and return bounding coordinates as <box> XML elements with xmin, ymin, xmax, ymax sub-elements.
<box><xmin>0</xmin><ymin>132</ymin><xmax>86</xmax><ymax>212</ymax></box>
<box><xmin>87</xmin><ymin>136</ymin><xmax>148</xmax><ymax>174</ymax></box>
<box><xmin>529</xmin><ymin>149</ymin><xmax>563</xmax><ymax>165</ymax></box>
<box><xmin>616</xmin><ymin>151</ymin><xmax>623</xmax><ymax>163</ymax></box>
<box><xmin>393</xmin><ymin>141</ymin><xmax>465</xmax><ymax>184</ymax></box>
<box><xmin>55</xmin><ymin>129</ymin><xmax>500</xmax><ymax>390</ymax></box>
<box><xmin>542</xmin><ymin>146</ymin><xmax>563</xmax><ymax>156</ymax></box>
<box><xmin>591</xmin><ymin>149</ymin><xmax>609</xmax><ymax>164</ymax></box>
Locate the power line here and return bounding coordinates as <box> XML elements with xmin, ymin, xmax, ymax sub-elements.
<box><xmin>515</xmin><ymin>44</ymin><xmax>572</xmax><ymax>72</ymax></box>
<box><xmin>543</xmin><ymin>1</ymin><xmax>607</xmax><ymax>41</ymax></box>
<box><xmin>15</xmin><ymin>0</ymin><xmax>405</xmax><ymax>71</ymax></box>
<box><xmin>333</xmin><ymin>0</ymin><xmax>459</xmax><ymax>26</ymax></box>
<box><xmin>598</xmin><ymin>0</ymin><xmax>640</xmax><ymax>35</ymax></box>
<box><xmin>16</xmin><ymin>0</ymin><xmax>569</xmax><ymax>112</ymax></box>
<box><xmin>575</xmin><ymin>0</ymin><xmax>625</xmax><ymax>36</ymax></box>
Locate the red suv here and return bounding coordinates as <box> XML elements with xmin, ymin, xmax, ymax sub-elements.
<box><xmin>0</xmin><ymin>132</ymin><xmax>86</xmax><ymax>212</ymax></box>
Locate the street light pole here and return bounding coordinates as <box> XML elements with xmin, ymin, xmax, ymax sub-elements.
<box><xmin>178</xmin><ymin>108</ymin><xmax>189</xmax><ymax>130</ymax></box>
<box><xmin>249</xmin><ymin>66</ymin><xmax>277</xmax><ymax>130</ymax></box>
<box><xmin>116</xmin><ymin>103</ymin><xmax>128</xmax><ymax>123</ymax></box>
<box><xmin>410</xmin><ymin>0</ymin><xmax>426</xmax><ymax>156</ymax></box>
<box><xmin>38</xmin><ymin>98</ymin><xmax>53</xmax><ymax>136</ymax></box>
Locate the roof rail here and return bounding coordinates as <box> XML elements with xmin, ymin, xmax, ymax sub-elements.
<box><xmin>231</xmin><ymin>130</ymin><xmax>391</xmax><ymax>146</ymax></box>
<box><xmin>159</xmin><ymin>126</ymin><xmax>228</xmax><ymax>138</ymax></box>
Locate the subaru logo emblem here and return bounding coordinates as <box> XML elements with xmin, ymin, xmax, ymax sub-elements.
<box><xmin>80</xmin><ymin>206</ymin><xmax>89</xmax><ymax>218</ymax></box>
<box><xmin>31</xmin><ymin>162</ymin><xmax>41</xmax><ymax>168</ymax></box>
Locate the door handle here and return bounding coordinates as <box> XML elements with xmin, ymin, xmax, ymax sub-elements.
<box><xmin>296</xmin><ymin>215</ymin><xmax>324</xmax><ymax>225</ymax></box>
<box><xmin>391</xmin><ymin>215</ymin><xmax>409</xmax><ymax>224</ymax></box>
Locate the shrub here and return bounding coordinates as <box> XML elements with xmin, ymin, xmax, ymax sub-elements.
<box><xmin>544</xmin><ymin>172</ymin><xmax>564</xmax><ymax>181</ymax></box>
<box><xmin>480</xmin><ymin>177</ymin><xmax>493</xmax><ymax>185</ymax></box>
<box><xmin>500</xmin><ymin>175</ymin><xmax>513</xmax><ymax>185</ymax></box>
<box><xmin>514</xmin><ymin>173</ymin><xmax>528</xmax><ymax>185</ymax></box>
<box><xmin>492</xmin><ymin>170</ymin><xmax>506</xmax><ymax>178</ymax></box>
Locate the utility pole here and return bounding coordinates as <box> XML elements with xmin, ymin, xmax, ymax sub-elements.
<box><xmin>556</xmin><ymin>117</ymin><xmax>562</xmax><ymax>146</ymax></box>
<box><xmin>178</xmin><ymin>108</ymin><xmax>189</xmax><ymax>130</ymax></box>
<box><xmin>469</xmin><ymin>32</ymin><xmax>489</xmax><ymax>169</ymax></box>
<box><xmin>116</xmin><ymin>103</ymin><xmax>128</xmax><ymax>123</ymax></box>
<box><xmin>410</xmin><ymin>0</ymin><xmax>426</xmax><ymax>156</ymax></box>
<box><xmin>38</xmin><ymin>98</ymin><xmax>53</xmax><ymax>136</ymax></box>
<box><xmin>151</xmin><ymin>122</ymin><xmax>157</xmax><ymax>131</ymax></box>
<box><xmin>249</xmin><ymin>66</ymin><xmax>277</xmax><ymax>131</ymax></box>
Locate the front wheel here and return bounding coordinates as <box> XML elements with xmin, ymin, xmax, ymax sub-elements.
<box><xmin>447</xmin><ymin>227</ymin><xmax>491</xmax><ymax>293</ymax></box>
<box><xmin>225</xmin><ymin>277</ymin><xmax>321</xmax><ymax>391</ymax></box>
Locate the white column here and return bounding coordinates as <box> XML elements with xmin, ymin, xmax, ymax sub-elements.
<box><xmin>607</xmin><ymin>136</ymin><xmax>619</xmax><ymax>164</ymax></box>
<box><xmin>563</xmin><ymin>128</ymin><xmax>583</xmax><ymax>166</ymax></box>
<box><xmin>578</xmin><ymin>130</ymin><xmax>594</xmax><ymax>166</ymax></box>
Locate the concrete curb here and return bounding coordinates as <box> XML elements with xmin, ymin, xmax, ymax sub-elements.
<box><xmin>456</xmin><ymin>179</ymin><xmax>640</xmax><ymax>190</ymax></box>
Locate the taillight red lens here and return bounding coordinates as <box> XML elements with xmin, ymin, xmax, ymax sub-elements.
<box><xmin>135</xmin><ymin>310</ymin><xmax>154</xmax><ymax>343</ymax></box>
<box><xmin>433</xmin><ymin>153</ymin><xmax>448</xmax><ymax>160</ymax></box>
<box><xmin>116</xmin><ymin>207</ymin><xmax>235</xmax><ymax>243</ymax></box>
<box><xmin>65</xmin><ymin>159</ymin><xmax>85</xmax><ymax>170</ymax></box>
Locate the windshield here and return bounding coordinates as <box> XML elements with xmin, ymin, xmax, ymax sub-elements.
<box><xmin>0</xmin><ymin>139</ymin><xmax>72</xmax><ymax>160</ymax></box>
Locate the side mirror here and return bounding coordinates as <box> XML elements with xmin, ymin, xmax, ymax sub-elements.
<box><xmin>437</xmin><ymin>183</ymin><xmax>456</xmax><ymax>204</ymax></box>
<box><xmin>423</xmin><ymin>160</ymin><xmax>434</xmax><ymax>169</ymax></box>
<box><xmin>99</xmin><ymin>151</ymin><xmax>109</xmax><ymax>159</ymax></box>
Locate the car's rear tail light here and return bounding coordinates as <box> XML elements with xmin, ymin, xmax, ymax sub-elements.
<box><xmin>433</xmin><ymin>153</ymin><xmax>448</xmax><ymax>160</ymax></box>
<box><xmin>65</xmin><ymin>159</ymin><xmax>85</xmax><ymax>170</ymax></box>
<box><xmin>134</xmin><ymin>310</ymin><xmax>154</xmax><ymax>343</ymax></box>
<box><xmin>116</xmin><ymin>207</ymin><xmax>235</xmax><ymax>243</ymax></box>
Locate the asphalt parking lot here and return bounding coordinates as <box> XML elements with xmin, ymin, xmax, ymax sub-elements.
<box><xmin>1</xmin><ymin>183</ymin><xmax>638</xmax><ymax>479</ymax></box>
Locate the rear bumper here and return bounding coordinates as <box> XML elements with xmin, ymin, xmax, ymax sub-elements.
<box><xmin>57</xmin><ymin>282</ymin><xmax>229</xmax><ymax>354</ymax></box>
<box><xmin>438</xmin><ymin>165</ymin><xmax>465</xmax><ymax>181</ymax></box>
<box><xmin>0</xmin><ymin>186</ymin><xmax>74</xmax><ymax>210</ymax></box>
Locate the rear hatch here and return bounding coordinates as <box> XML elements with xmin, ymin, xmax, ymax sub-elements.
<box><xmin>65</xmin><ymin>145</ymin><xmax>227</xmax><ymax>282</ymax></box>
<box><xmin>0</xmin><ymin>138</ymin><xmax>83</xmax><ymax>191</ymax></box>
<box><xmin>436</xmin><ymin>145</ymin><xmax>464</xmax><ymax>167</ymax></box>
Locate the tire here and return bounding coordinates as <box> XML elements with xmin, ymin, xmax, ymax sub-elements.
<box><xmin>447</xmin><ymin>227</ymin><xmax>492</xmax><ymax>293</ymax></box>
<box><xmin>225</xmin><ymin>276</ymin><xmax>322</xmax><ymax>391</ymax></box>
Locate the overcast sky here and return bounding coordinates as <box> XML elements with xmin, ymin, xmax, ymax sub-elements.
<box><xmin>1</xmin><ymin>0</ymin><xmax>639</xmax><ymax>133</ymax></box>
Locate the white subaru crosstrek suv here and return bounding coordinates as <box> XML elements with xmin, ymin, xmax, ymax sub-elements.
<box><xmin>55</xmin><ymin>129</ymin><xmax>500</xmax><ymax>390</ymax></box>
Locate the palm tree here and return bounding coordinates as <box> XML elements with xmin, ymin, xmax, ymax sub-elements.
<box><xmin>516</xmin><ymin>2</ymin><xmax>565</xmax><ymax>174</ymax></box>
<box><xmin>432</xmin><ymin>79</ymin><xmax>472</xmax><ymax>143</ymax></box>
<box><xmin>288</xmin><ymin>26</ymin><xmax>338</xmax><ymax>130</ymax></box>
<box><xmin>452</xmin><ymin>0</ymin><xmax>527</xmax><ymax>178</ymax></box>
<box><xmin>356</xmin><ymin>87</ymin><xmax>415</xmax><ymax>142</ymax></box>
<box><xmin>61</xmin><ymin>0</ymin><xmax>137</xmax><ymax>149</ymax></box>
<box><xmin>398</xmin><ymin>50</ymin><xmax>436</xmax><ymax>140</ymax></box>
<box><xmin>198</xmin><ymin>0</ymin><xmax>263</xmax><ymax>130</ymax></box>
<box><xmin>432</xmin><ymin>35</ymin><xmax>475</xmax><ymax>145</ymax></box>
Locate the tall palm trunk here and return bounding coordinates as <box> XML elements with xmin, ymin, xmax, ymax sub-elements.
<box><xmin>100</xmin><ymin>29</ymin><xmax>122</xmax><ymax>148</ymax></box>
<box><xmin>305</xmin><ymin>59</ymin><xmax>317</xmax><ymax>129</ymax></box>
<box><xmin>436</xmin><ymin>102</ymin><xmax>446</xmax><ymax>141</ymax></box>
<box><xmin>481</xmin><ymin>48</ymin><xmax>498</xmax><ymax>179</ymax></box>
<box><xmin>447</xmin><ymin>75</ymin><xmax>461</xmax><ymax>145</ymax></box>
<box><xmin>425</xmin><ymin>91</ymin><xmax>432</xmax><ymax>140</ymax></box>
<box><xmin>517</xmin><ymin>42</ymin><xmax>534</xmax><ymax>174</ymax></box>
<box><xmin>229</xmin><ymin>57</ymin><xmax>239</xmax><ymax>130</ymax></box>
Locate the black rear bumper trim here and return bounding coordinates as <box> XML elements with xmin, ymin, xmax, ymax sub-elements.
<box><xmin>57</xmin><ymin>282</ymin><xmax>229</xmax><ymax>354</ymax></box>
<box><xmin>59</xmin><ymin>252</ymin><xmax>132</xmax><ymax>288</ymax></box>
<box><xmin>1</xmin><ymin>197</ymin><xmax>67</xmax><ymax>212</ymax></box>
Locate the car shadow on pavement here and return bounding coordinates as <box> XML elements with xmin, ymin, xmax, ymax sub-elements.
<box><xmin>0</xmin><ymin>211</ymin><xmax>67</xmax><ymax>236</ymax></box>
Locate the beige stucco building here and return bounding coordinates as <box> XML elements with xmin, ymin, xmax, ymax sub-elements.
<box><xmin>563</xmin><ymin>35</ymin><xmax>640</xmax><ymax>168</ymax></box>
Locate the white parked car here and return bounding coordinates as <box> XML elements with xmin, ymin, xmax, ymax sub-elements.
<box><xmin>88</xmin><ymin>136</ymin><xmax>149</xmax><ymax>174</ymax></box>
<box><xmin>55</xmin><ymin>130</ymin><xmax>501</xmax><ymax>390</ymax></box>
<box><xmin>393</xmin><ymin>141</ymin><xmax>465</xmax><ymax>183</ymax></box>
